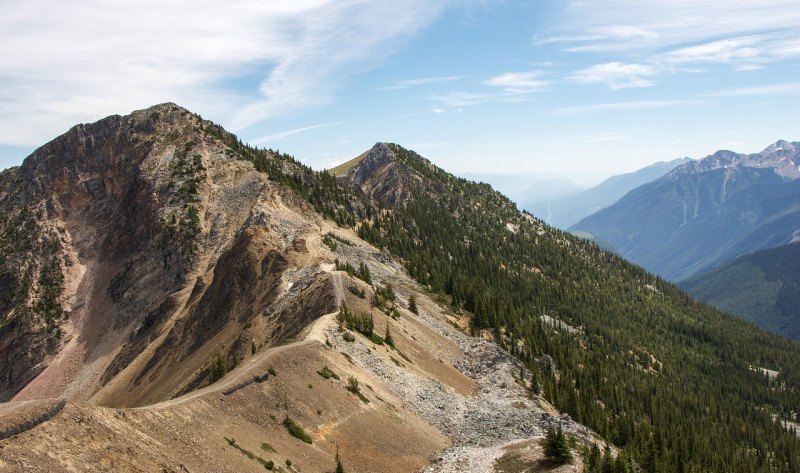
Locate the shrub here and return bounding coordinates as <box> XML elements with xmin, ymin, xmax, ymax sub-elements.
<box><xmin>283</xmin><ymin>417</ymin><xmax>313</xmax><ymax>444</ymax></box>
<box><xmin>317</xmin><ymin>366</ymin><xmax>340</xmax><ymax>380</ymax></box>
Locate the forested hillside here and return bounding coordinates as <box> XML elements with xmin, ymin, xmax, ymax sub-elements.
<box><xmin>198</xmin><ymin>126</ymin><xmax>800</xmax><ymax>472</ymax></box>
<box><xmin>682</xmin><ymin>242</ymin><xmax>800</xmax><ymax>341</ymax></box>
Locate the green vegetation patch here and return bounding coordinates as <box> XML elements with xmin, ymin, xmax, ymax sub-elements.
<box><xmin>317</xmin><ymin>366</ymin><xmax>340</xmax><ymax>380</ymax></box>
<box><xmin>282</xmin><ymin>417</ymin><xmax>313</xmax><ymax>444</ymax></box>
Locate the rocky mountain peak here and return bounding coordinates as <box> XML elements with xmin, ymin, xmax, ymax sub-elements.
<box><xmin>339</xmin><ymin>142</ymin><xmax>425</xmax><ymax>207</ymax></box>
<box><xmin>764</xmin><ymin>139</ymin><xmax>796</xmax><ymax>153</ymax></box>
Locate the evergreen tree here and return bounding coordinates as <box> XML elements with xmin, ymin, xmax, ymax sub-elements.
<box><xmin>585</xmin><ymin>443</ymin><xmax>601</xmax><ymax>473</ymax></box>
<box><xmin>543</xmin><ymin>425</ymin><xmax>573</xmax><ymax>464</ymax></box>
<box><xmin>384</xmin><ymin>323</ymin><xmax>395</xmax><ymax>348</ymax></box>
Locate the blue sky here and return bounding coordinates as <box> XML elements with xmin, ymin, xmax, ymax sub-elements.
<box><xmin>1</xmin><ymin>0</ymin><xmax>798</xmax><ymax>185</ymax></box>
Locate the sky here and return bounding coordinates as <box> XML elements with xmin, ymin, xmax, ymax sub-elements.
<box><xmin>1</xmin><ymin>0</ymin><xmax>798</xmax><ymax>185</ymax></box>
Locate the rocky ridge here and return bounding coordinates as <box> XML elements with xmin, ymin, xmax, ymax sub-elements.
<box><xmin>0</xmin><ymin>104</ymin><xmax>591</xmax><ymax>472</ymax></box>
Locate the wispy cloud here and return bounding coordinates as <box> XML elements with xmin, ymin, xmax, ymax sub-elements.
<box><xmin>542</xmin><ymin>1</ymin><xmax>800</xmax><ymax>52</ymax></box>
<box><xmin>569</xmin><ymin>62</ymin><xmax>656</xmax><ymax>89</ymax></box>
<box><xmin>545</xmin><ymin>2</ymin><xmax>800</xmax><ymax>90</ymax></box>
<box><xmin>566</xmin><ymin>31</ymin><xmax>800</xmax><ymax>90</ymax></box>
<box><xmin>706</xmin><ymin>81</ymin><xmax>800</xmax><ymax>97</ymax></box>
<box><xmin>554</xmin><ymin>99</ymin><xmax>701</xmax><ymax>114</ymax></box>
<box><xmin>431</xmin><ymin>71</ymin><xmax>549</xmax><ymax>108</ymax></box>
<box><xmin>0</xmin><ymin>0</ymin><xmax>475</xmax><ymax>147</ymax></box>
<box><xmin>483</xmin><ymin>71</ymin><xmax>550</xmax><ymax>92</ymax></box>
<box><xmin>430</xmin><ymin>92</ymin><xmax>502</xmax><ymax>107</ymax></box>
<box><xmin>536</xmin><ymin>25</ymin><xmax>657</xmax><ymax>47</ymax></box>
<box><xmin>377</xmin><ymin>75</ymin><xmax>464</xmax><ymax>91</ymax></box>
<box><xmin>250</xmin><ymin>123</ymin><xmax>340</xmax><ymax>145</ymax></box>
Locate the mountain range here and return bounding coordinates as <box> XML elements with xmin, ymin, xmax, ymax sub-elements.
<box><xmin>521</xmin><ymin>158</ymin><xmax>690</xmax><ymax>229</ymax></box>
<box><xmin>571</xmin><ymin>140</ymin><xmax>800</xmax><ymax>282</ymax></box>
<box><xmin>1</xmin><ymin>104</ymin><xmax>799</xmax><ymax>472</ymax></box>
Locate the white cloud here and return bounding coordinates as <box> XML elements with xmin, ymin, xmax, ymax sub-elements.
<box><xmin>377</xmin><ymin>75</ymin><xmax>464</xmax><ymax>91</ymax></box>
<box><xmin>547</xmin><ymin>1</ymin><xmax>800</xmax><ymax>88</ymax></box>
<box><xmin>483</xmin><ymin>71</ymin><xmax>550</xmax><ymax>92</ymax></box>
<box><xmin>0</xmin><ymin>0</ymin><xmax>471</xmax><ymax>147</ymax></box>
<box><xmin>565</xmin><ymin>30</ymin><xmax>800</xmax><ymax>90</ymax></box>
<box><xmin>250</xmin><ymin>123</ymin><xmax>340</xmax><ymax>145</ymax></box>
<box><xmin>430</xmin><ymin>92</ymin><xmax>500</xmax><ymax>107</ymax></box>
<box><xmin>661</xmin><ymin>35</ymin><xmax>763</xmax><ymax>65</ymax></box>
<box><xmin>535</xmin><ymin>25</ymin><xmax>657</xmax><ymax>46</ymax></box>
<box><xmin>554</xmin><ymin>100</ymin><xmax>700</xmax><ymax>114</ymax></box>
<box><xmin>545</xmin><ymin>1</ymin><xmax>800</xmax><ymax>52</ymax></box>
<box><xmin>430</xmin><ymin>71</ymin><xmax>549</xmax><ymax>109</ymax></box>
<box><xmin>569</xmin><ymin>62</ymin><xmax>656</xmax><ymax>89</ymax></box>
<box><xmin>706</xmin><ymin>81</ymin><xmax>800</xmax><ymax>97</ymax></box>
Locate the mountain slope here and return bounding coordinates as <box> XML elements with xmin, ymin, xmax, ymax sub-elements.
<box><xmin>681</xmin><ymin>242</ymin><xmax>800</xmax><ymax>340</ymax></box>
<box><xmin>0</xmin><ymin>105</ymin><xmax>588</xmax><ymax>472</ymax></box>
<box><xmin>571</xmin><ymin>141</ymin><xmax>800</xmax><ymax>280</ymax></box>
<box><xmin>336</xmin><ymin>143</ymin><xmax>800</xmax><ymax>472</ymax></box>
<box><xmin>522</xmin><ymin>158</ymin><xmax>689</xmax><ymax>229</ymax></box>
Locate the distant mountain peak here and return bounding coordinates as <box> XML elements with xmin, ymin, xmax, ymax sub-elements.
<box><xmin>764</xmin><ymin>139</ymin><xmax>795</xmax><ymax>152</ymax></box>
<box><xmin>668</xmin><ymin>139</ymin><xmax>800</xmax><ymax>179</ymax></box>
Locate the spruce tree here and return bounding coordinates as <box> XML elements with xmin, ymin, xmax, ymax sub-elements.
<box><xmin>543</xmin><ymin>425</ymin><xmax>572</xmax><ymax>464</ymax></box>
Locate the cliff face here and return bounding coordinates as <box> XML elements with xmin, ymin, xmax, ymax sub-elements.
<box><xmin>0</xmin><ymin>104</ymin><xmax>333</xmax><ymax>406</ymax></box>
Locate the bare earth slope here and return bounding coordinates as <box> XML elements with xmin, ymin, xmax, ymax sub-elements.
<box><xmin>0</xmin><ymin>226</ymin><xmax>587</xmax><ymax>472</ymax></box>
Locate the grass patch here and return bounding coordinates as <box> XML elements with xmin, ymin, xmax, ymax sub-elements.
<box><xmin>283</xmin><ymin>417</ymin><xmax>313</xmax><ymax>444</ymax></box>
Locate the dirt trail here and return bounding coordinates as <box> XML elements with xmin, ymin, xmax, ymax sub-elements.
<box><xmin>148</xmin><ymin>270</ymin><xmax>345</xmax><ymax>410</ymax></box>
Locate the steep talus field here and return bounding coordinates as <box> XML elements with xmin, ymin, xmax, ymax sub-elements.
<box><xmin>681</xmin><ymin>242</ymin><xmax>800</xmax><ymax>340</ymax></box>
<box><xmin>1</xmin><ymin>106</ymin><xmax>799</xmax><ymax>472</ymax></box>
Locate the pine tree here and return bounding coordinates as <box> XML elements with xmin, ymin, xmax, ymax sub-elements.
<box><xmin>530</xmin><ymin>363</ymin><xmax>542</xmax><ymax>395</ymax></box>
<box><xmin>601</xmin><ymin>445</ymin><xmax>614</xmax><ymax>473</ymax></box>
<box><xmin>543</xmin><ymin>425</ymin><xmax>573</xmax><ymax>464</ymax></box>
<box><xmin>384</xmin><ymin>323</ymin><xmax>395</xmax><ymax>348</ymax></box>
<box><xmin>585</xmin><ymin>443</ymin><xmax>601</xmax><ymax>473</ymax></box>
